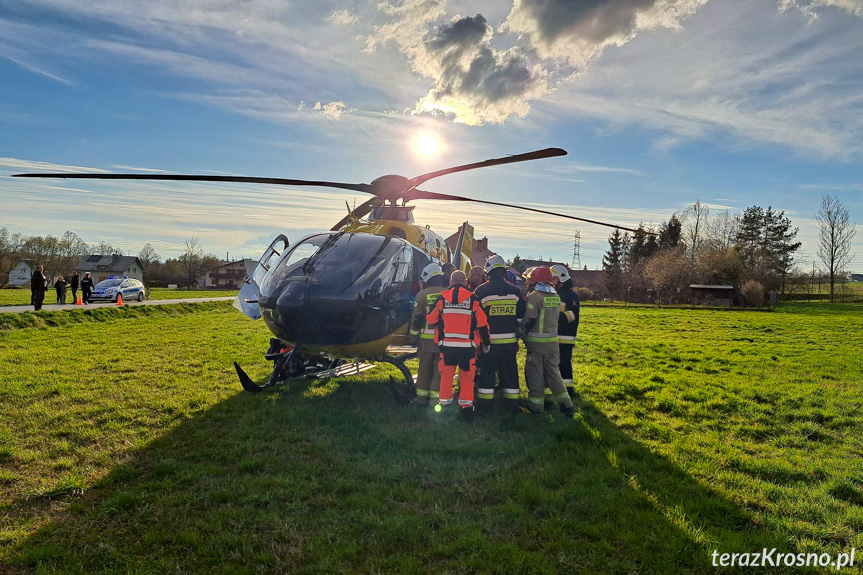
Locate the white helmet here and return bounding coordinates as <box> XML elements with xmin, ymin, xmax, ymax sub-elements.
<box><xmin>484</xmin><ymin>255</ymin><xmax>507</xmax><ymax>273</ymax></box>
<box><xmin>421</xmin><ymin>263</ymin><xmax>443</xmax><ymax>283</ymax></box>
<box><xmin>550</xmin><ymin>264</ymin><xmax>570</xmax><ymax>283</ymax></box>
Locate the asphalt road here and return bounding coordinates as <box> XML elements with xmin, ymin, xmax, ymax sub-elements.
<box><xmin>0</xmin><ymin>297</ymin><xmax>235</xmax><ymax>314</ymax></box>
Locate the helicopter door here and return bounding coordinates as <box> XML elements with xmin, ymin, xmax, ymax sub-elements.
<box><xmin>234</xmin><ymin>234</ymin><xmax>289</xmax><ymax>320</ymax></box>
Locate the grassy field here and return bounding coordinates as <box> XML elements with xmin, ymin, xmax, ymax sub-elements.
<box><xmin>1</xmin><ymin>302</ymin><xmax>861</xmax><ymax>573</ymax></box>
<box><xmin>0</xmin><ymin>287</ymin><xmax>237</xmax><ymax>306</ymax></box>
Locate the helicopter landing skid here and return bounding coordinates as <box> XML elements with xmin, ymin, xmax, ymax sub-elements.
<box><xmin>234</xmin><ymin>343</ymin><xmax>304</xmax><ymax>392</ymax></box>
<box><xmin>380</xmin><ymin>349</ymin><xmax>418</xmax><ymax>405</ymax></box>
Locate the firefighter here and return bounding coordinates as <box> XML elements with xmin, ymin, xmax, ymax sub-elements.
<box><xmin>550</xmin><ymin>264</ymin><xmax>580</xmax><ymax>398</ymax></box>
<box><xmin>474</xmin><ymin>255</ymin><xmax>526</xmax><ymax>414</ymax></box>
<box><xmin>408</xmin><ymin>263</ymin><xmax>447</xmax><ymax>405</ymax></box>
<box><xmin>518</xmin><ymin>266</ymin><xmax>576</xmax><ymax>417</ymax></box>
<box><xmin>427</xmin><ymin>270</ymin><xmax>491</xmax><ymax>422</ymax></box>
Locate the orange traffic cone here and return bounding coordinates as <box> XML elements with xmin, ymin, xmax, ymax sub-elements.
<box><xmin>116</xmin><ymin>293</ymin><xmax>123</xmax><ymax>306</ymax></box>
<box><xmin>76</xmin><ymin>294</ymin><xmax>83</xmax><ymax>305</ymax></box>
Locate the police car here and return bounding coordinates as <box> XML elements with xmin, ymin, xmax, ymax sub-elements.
<box><xmin>90</xmin><ymin>277</ymin><xmax>146</xmax><ymax>303</ymax></box>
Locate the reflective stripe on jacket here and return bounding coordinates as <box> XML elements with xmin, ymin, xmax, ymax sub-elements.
<box><xmin>409</xmin><ymin>286</ymin><xmax>445</xmax><ymax>352</ymax></box>
<box><xmin>557</xmin><ymin>285</ymin><xmax>580</xmax><ymax>345</ymax></box>
<box><xmin>473</xmin><ymin>278</ymin><xmax>526</xmax><ymax>345</ymax></box>
<box><xmin>426</xmin><ymin>285</ymin><xmax>490</xmax><ymax>349</ymax></box>
<box><xmin>519</xmin><ymin>283</ymin><xmax>561</xmax><ymax>352</ymax></box>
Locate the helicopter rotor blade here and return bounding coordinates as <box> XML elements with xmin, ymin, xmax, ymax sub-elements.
<box><xmin>331</xmin><ymin>197</ymin><xmax>380</xmax><ymax>231</ymax></box>
<box><xmin>405</xmin><ymin>188</ymin><xmax>648</xmax><ymax>235</ymax></box>
<box><xmin>12</xmin><ymin>173</ymin><xmax>375</xmax><ymax>194</ymax></box>
<box><xmin>407</xmin><ymin>148</ymin><xmax>567</xmax><ymax>190</ymax></box>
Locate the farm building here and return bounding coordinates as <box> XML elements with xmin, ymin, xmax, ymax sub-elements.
<box><xmin>76</xmin><ymin>255</ymin><xmax>145</xmax><ymax>283</ymax></box>
<box><xmin>197</xmin><ymin>259</ymin><xmax>255</xmax><ymax>289</ymax></box>
<box><xmin>7</xmin><ymin>259</ymin><xmax>38</xmax><ymax>286</ymax></box>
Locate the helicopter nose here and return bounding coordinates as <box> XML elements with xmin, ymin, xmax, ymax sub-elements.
<box><xmin>276</xmin><ymin>280</ymin><xmax>308</xmax><ymax>309</ymax></box>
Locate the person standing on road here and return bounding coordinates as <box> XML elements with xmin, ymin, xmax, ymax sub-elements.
<box><xmin>54</xmin><ymin>276</ymin><xmax>67</xmax><ymax>304</ymax></box>
<box><xmin>69</xmin><ymin>271</ymin><xmax>80</xmax><ymax>304</ymax></box>
<box><xmin>30</xmin><ymin>265</ymin><xmax>48</xmax><ymax>311</ymax></box>
<box><xmin>81</xmin><ymin>272</ymin><xmax>94</xmax><ymax>305</ymax></box>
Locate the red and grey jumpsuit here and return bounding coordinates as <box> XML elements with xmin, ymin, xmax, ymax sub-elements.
<box><xmin>426</xmin><ymin>285</ymin><xmax>491</xmax><ymax>410</ymax></box>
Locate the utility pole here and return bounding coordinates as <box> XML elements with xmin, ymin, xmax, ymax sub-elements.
<box><xmin>571</xmin><ymin>230</ymin><xmax>581</xmax><ymax>270</ymax></box>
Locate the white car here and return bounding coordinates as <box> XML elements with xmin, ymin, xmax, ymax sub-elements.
<box><xmin>90</xmin><ymin>278</ymin><xmax>146</xmax><ymax>303</ymax></box>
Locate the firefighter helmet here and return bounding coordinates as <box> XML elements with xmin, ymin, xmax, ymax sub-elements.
<box><xmin>421</xmin><ymin>263</ymin><xmax>443</xmax><ymax>283</ymax></box>
<box><xmin>522</xmin><ymin>266</ymin><xmax>536</xmax><ymax>282</ymax></box>
<box><xmin>484</xmin><ymin>255</ymin><xmax>507</xmax><ymax>273</ymax></box>
<box><xmin>528</xmin><ymin>266</ymin><xmax>553</xmax><ymax>285</ymax></box>
<box><xmin>550</xmin><ymin>264</ymin><xmax>570</xmax><ymax>283</ymax></box>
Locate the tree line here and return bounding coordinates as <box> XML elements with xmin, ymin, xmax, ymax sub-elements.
<box><xmin>601</xmin><ymin>194</ymin><xmax>856</xmax><ymax>304</ymax></box>
<box><xmin>0</xmin><ymin>228</ymin><xmax>221</xmax><ymax>289</ymax></box>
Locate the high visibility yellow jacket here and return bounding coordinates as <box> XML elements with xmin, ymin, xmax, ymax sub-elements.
<box><xmin>409</xmin><ymin>285</ymin><xmax>445</xmax><ymax>352</ymax></box>
<box><xmin>519</xmin><ymin>283</ymin><xmax>561</xmax><ymax>353</ymax></box>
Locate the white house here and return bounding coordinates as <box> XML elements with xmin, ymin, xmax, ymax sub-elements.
<box><xmin>75</xmin><ymin>255</ymin><xmax>145</xmax><ymax>283</ymax></box>
<box><xmin>7</xmin><ymin>259</ymin><xmax>37</xmax><ymax>286</ymax></box>
<box><xmin>197</xmin><ymin>259</ymin><xmax>255</xmax><ymax>289</ymax></box>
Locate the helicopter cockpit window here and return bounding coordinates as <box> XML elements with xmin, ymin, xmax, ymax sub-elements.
<box><xmin>260</xmin><ymin>233</ymin><xmax>415</xmax><ymax>305</ymax></box>
<box><xmin>259</xmin><ymin>234</ymin><xmax>328</xmax><ymax>298</ymax></box>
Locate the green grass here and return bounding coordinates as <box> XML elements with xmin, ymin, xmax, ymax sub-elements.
<box><xmin>1</xmin><ymin>301</ymin><xmax>861</xmax><ymax>573</ymax></box>
<box><xmin>0</xmin><ymin>287</ymin><xmax>237</xmax><ymax>306</ymax></box>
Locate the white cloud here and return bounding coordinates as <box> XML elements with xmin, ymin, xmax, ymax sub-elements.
<box><xmin>779</xmin><ymin>0</ymin><xmax>863</xmax><ymax>19</ymax></box>
<box><xmin>314</xmin><ymin>101</ymin><xmax>352</xmax><ymax>120</ymax></box>
<box><xmin>328</xmin><ymin>9</ymin><xmax>359</xmax><ymax>26</ymax></box>
<box><xmin>0</xmin><ymin>158</ymin><xmax>109</xmax><ymax>173</ymax></box>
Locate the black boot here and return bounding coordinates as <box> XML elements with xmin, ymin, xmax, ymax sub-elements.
<box><xmin>459</xmin><ymin>407</ymin><xmax>475</xmax><ymax>423</ymax></box>
<box><xmin>560</xmin><ymin>404</ymin><xmax>576</xmax><ymax>418</ymax></box>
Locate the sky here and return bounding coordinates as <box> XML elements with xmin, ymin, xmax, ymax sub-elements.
<box><xmin>1</xmin><ymin>0</ymin><xmax>862</xmax><ymax>271</ymax></box>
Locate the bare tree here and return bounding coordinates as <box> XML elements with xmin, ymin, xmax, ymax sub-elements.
<box><xmin>704</xmin><ymin>209</ymin><xmax>740</xmax><ymax>251</ymax></box>
<box><xmin>817</xmin><ymin>194</ymin><xmax>857</xmax><ymax>302</ymax></box>
<box><xmin>681</xmin><ymin>200</ymin><xmax>710</xmax><ymax>263</ymax></box>
<box><xmin>180</xmin><ymin>237</ymin><xmax>204</xmax><ymax>290</ymax></box>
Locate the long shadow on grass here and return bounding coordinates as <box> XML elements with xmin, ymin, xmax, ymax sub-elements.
<box><xmin>7</xmin><ymin>373</ymin><xmax>802</xmax><ymax>575</ymax></box>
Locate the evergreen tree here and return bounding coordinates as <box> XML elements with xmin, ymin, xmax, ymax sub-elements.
<box><xmin>657</xmin><ymin>214</ymin><xmax>682</xmax><ymax>249</ymax></box>
<box><xmin>765</xmin><ymin>207</ymin><xmax>801</xmax><ymax>293</ymax></box>
<box><xmin>736</xmin><ymin>205</ymin><xmax>801</xmax><ymax>293</ymax></box>
<box><xmin>603</xmin><ymin>229</ymin><xmax>629</xmax><ymax>299</ymax></box>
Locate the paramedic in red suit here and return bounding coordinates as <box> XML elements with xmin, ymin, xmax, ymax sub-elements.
<box><xmin>426</xmin><ymin>270</ymin><xmax>491</xmax><ymax>422</ymax></box>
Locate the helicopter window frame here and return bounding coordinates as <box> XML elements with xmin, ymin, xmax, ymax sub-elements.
<box><xmin>252</xmin><ymin>234</ymin><xmax>289</xmax><ymax>288</ymax></box>
<box><xmin>259</xmin><ymin>233</ymin><xmax>328</xmax><ymax>298</ymax></box>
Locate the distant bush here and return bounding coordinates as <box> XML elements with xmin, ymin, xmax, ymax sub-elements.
<box><xmin>741</xmin><ymin>280</ymin><xmax>765</xmax><ymax>308</ymax></box>
<box><xmin>575</xmin><ymin>287</ymin><xmax>594</xmax><ymax>301</ymax></box>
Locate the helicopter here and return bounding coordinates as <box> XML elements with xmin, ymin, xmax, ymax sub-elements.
<box><xmin>14</xmin><ymin>147</ymin><xmax>645</xmax><ymax>395</ymax></box>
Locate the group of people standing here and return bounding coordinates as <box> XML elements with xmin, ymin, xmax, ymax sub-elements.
<box><xmin>409</xmin><ymin>255</ymin><xmax>580</xmax><ymax>421</ymax></box>
<box><xmin>29</xmin><ymin>267</ymin><xmax>94</xmax><ymax>311</ymax></box>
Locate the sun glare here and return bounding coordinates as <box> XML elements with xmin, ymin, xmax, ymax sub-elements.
<box><xmin>416</xmin><ymin>134</ymin><xmax>441</xmax><ymax>157</ymax></box>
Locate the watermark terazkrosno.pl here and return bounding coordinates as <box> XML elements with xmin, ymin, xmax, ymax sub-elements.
<box><xmin>711</xmin><ymin>549</ymin><xmax>855</xmax><ymax>570</ymax></box>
